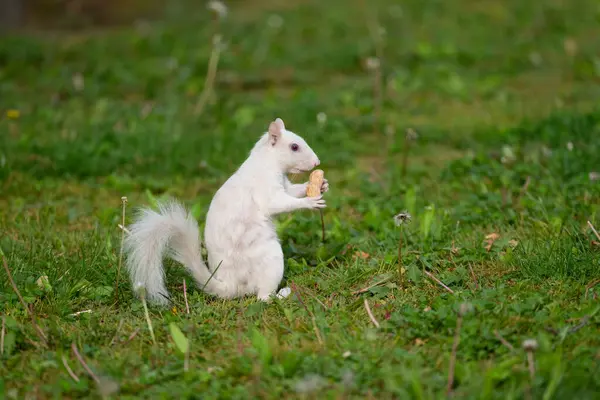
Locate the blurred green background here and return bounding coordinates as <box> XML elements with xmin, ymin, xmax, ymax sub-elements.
<box><xmin>1</xmin><ymin>0</ymin><xmax>599</xmax><ymax>398</ymax></box>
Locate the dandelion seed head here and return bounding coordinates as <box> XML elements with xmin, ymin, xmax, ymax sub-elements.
<box><xmin>385</xmin><ymin>125</ymin><xmax>395</xmax><ymax>137</ymax></box>
<box><xmin>207</xmin><ymin>1</ymin><xmax>228</xmax><ymax>19</ymax></box>
<box><xmin>394</xmin><ymin>212</ymin><xmax>412</xmax><ymax>226</ymax></box>
<box><xmin>522</xmin><ymin>339</ymin><xmax>538</xmax><ymax>351</ymax></box>
<box><xmin>267</xmin><ymin>14</ymin><xmax>284</xmax><ymax>29</ymax></box>
<box><xmin>317</xmin><ymin>112</ymin><xmax>327</xmax><ymax>125</ymax></box>
<box><xmin>212</xmin><ymin>34</ymin><xmax>223</xmax><ymax>47</ymax></box>
<box><xmin>365</xmin><ymin>57</ymin><xmax>380</xmax><ymax>71</ymax></box>
<box><xmin>134</xmin><ymin>282</ymin><xmax>146</xmax><ymax>295</ymax></box>
<box><xmin>294</xmin><ymin>374</ymin><xmax>326</xmax><ymax>394</ymax></box>
<box><xmin>529</xmin><ymin>52</ymin><xmax>542</xmax><ymax>67</ymax></box>
<box><xmin>541</xmin><ymin>146</ymin><xmax>552</xmax><ymax>158</ymax></box>
<box><xmin>406</xmin><ymin>128</ymin><xmax>418</xmax><ymax>141</ymax></box>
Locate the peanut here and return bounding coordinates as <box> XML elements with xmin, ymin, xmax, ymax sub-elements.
<box><xmin>306</xmin><ymin>169</ymin><xmax>324</xmax><ymax>197</ymax></box>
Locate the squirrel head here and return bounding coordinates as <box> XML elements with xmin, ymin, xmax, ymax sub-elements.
<box><xmin>256</xmin><ymin>118</ymin><xmax>320</xmax><ymax>174</ymax></box>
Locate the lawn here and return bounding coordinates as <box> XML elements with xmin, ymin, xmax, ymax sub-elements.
<box><xmin>1</xmin><ymin>0</ymin><xmax>600</xmax><ymax>398</ymax></box>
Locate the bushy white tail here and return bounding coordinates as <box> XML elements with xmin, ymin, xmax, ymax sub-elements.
<box><xmin>124</xmin><ymin>201</ymin><xmax>217</xmax><ymax>305</ymax></box>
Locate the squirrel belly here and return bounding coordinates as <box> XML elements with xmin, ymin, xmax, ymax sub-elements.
<box><xmin>123</xmin><ymin>118</ymin><xmax>327</xmax><ymax>305</ymax></box>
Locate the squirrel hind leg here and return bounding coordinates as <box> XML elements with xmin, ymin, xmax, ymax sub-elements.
<box><xmin>256</xmin><ymin>286</ymin><xmax>292</xmax><ymax>302</ymax></box>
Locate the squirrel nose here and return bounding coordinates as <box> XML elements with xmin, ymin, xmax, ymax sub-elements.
<box><xmin>314</xmin><ymin>159</ymin><xmax>320</xmax><ymax>167</ymax></box>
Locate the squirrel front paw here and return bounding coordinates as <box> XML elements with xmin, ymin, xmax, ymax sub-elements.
<box><xmin>321</xmin><ymin>178</ymin><xmax>329</xmax><ymax>194</ymax></box>
<box><xmin>304</xmin><ymin>195</ymin><xmax>326</xmax><ymax>209</ymax></box>
<box><xmin>303</xmin><ymin>179</ymin><xmax>328</xmax><ymax>193</ymax></box>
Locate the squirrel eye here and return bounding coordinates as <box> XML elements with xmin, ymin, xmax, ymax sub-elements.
<box><xmin>290</xmin><ymin>143</ymin><xmax>299</xmax><ymax>152</ymax></box>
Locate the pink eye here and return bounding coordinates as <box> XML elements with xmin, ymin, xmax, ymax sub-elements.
<box><xmin>290</xmin><ymin>143</ymin><xmax>299</xmax><ymax>152</ymax></box>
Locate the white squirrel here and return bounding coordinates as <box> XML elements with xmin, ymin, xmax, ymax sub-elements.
<box><xmin>124</xmin><ymin>118</ymin><xmax>329</xmax><ymax>305</ymax></box>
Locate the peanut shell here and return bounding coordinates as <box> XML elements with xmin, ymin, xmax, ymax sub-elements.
<box><xmin>306</xmin><ymin>169</ymin><xmax>324</xmax><ymax>197</ymax></box>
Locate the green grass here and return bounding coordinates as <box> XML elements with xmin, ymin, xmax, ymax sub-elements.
<box><xmin>1</xmin><ymin>0</ymin><xmax>600</xmax><ymax>398</ymax></box>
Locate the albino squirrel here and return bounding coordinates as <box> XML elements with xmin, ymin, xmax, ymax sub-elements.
<box><xmin>124</xmin><ymin>118</ymin><xmax>328</xmax><ymax>305</ymax></box>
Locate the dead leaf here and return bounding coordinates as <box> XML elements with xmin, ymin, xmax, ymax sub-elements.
<box><xmin>352</xmin><ymin>251</ymin><xmax>370</xmax><ymax>260</ymax></box>
<box><xmin>414</xmin><ymin>338</ymin><xmax>426</xmax><ymax>346</ymax></box>
<box><xmin>508</xmin><ymin>239</ymin><xmax>519</xmax><ymax>248</ymax></box>
<box><xmin>484</xmin><ymin>233</ymin><xmax>500</xmax><ymax>252</ymax></box>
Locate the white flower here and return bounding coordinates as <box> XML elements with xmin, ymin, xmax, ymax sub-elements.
<box><xmin>394</xmin><ymin>212</ymin><xmax>412</xmax><ymax>226</ymax></box>
<box><xmin>134</xmin><ymin>282</ymin><xmax>146</xmax><ymax>294</ymax></box>
<box><xmin>342</xmin><ymin>350</ymin><xmax>351</xmax><ymax>358</ymax></box>
<box><xmin>567</xmin><ymin>142</ymin><xmax>574</xmax><ymax>151</ymax></box>
<box><xmin>589</xmin><ymin>172</ymin><xmax>599</xmax><ymax>181</ymax></box>
<box><xmin>207</xmin><ymin>1</ymin><xmax>228</xmax><ymax>19</ymax></box>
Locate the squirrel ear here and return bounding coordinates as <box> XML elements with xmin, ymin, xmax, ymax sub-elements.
<box><xmin>274</xmin><ymin>118</ymin><xmax>285</xmax><ymax>131</ymax></box>
<box><xmin>268</xmin><ymin>118</ymin><xmax>284</xmax><ymax>146</ymax></box>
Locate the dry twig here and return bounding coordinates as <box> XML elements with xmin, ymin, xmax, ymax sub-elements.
<box><xmin>62</xmin><ymin>355</ymin><xmax>80</xmax><ymax>382</ymax></box>
<box><xmin>72</xmin><ymin>342</ymin><xmax>101</xmax><ymax>384</ymax></box>
<box><xmin>115</xmin><ymin>196</ymin><xmax>128</xmax><ymax>302</ymax></box>
<box><xmin>364</xmin><ymin>299</ymin><xmax>380</xmax><ymax>328</ymax></box>
<box><xmin>2</xmin><ymin>255</ymin><xmax>47</xmax><ymax>346</ymax></box>
<box><xmin>290</xmin><ymin>283</ymin><xmax>324</xmax><ymax>345</ymax></box>
<box><xmin>585</xmin><ymin>278</ymin><xmax>600</xmax><ymax>299</ymax></box>
<box><xmin>447</xmin><ymin>304</ymin><xmax>469</xmax><ymax>395</ymax></box>
<box><xmin>109</xmin><ymin>319</ymin><xmax>124</xmax><ymax>347</ymax></box>
<box><xmin>493</xmin><ymin>330</ymin><xmax>515</xmax><ymax>352</ymax></box>
<box><xmin>352</xmin><ymin>276</ymin><xmax>391</xmax><ymax>295</ymax></box>
<box><xmin>183</xmin><ymin>279</ymin><xmax>190</xmax><ymax>315</ymax></box>
<box><xmin>588</xmin><ymin>221</ymin><xmax>600</xmax><ymax>242</ymax></box>
<box><xmin>423</xmin><ymin>270</ymin><xmax>455</xmax><ymax>294</ymax></box>
<box><xmin>1</xmin><ymin>316</ymin><xmax>5</xmax><ymax>355</ymax></box>
<box><xmin>468</xmin><ymin>263</ymin><xmax>479</xmax><ymax>290</ymax></box>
